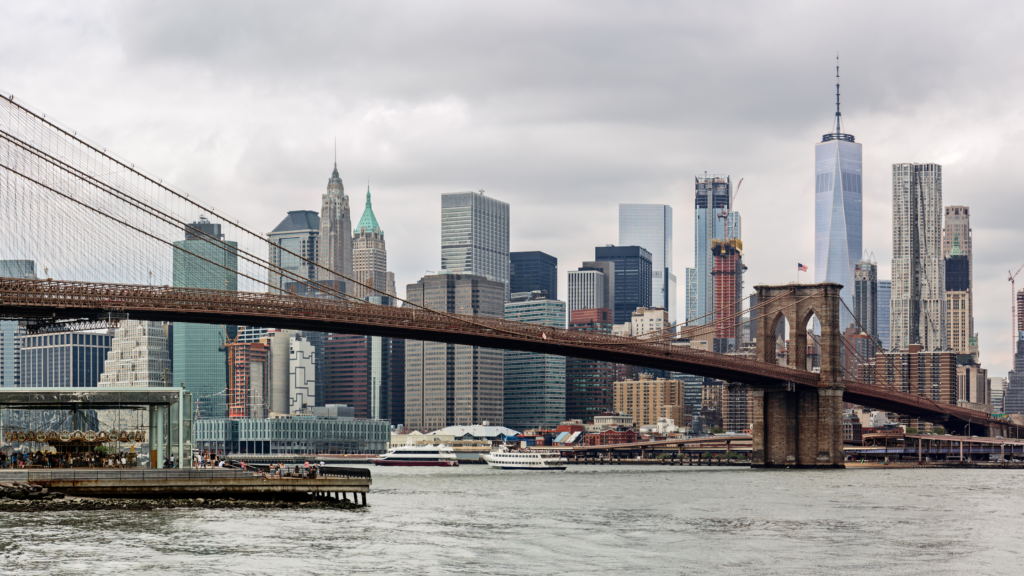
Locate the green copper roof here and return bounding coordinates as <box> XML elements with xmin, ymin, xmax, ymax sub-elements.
<box><xmin>355</xmin><ymin>185</ymin><xmax>381</xmax><ymax>235</ymax></box>
<box><xmin>950</xmin><ymin>232</ymin><xmax>962</xmax><ymax>257</ymax></box>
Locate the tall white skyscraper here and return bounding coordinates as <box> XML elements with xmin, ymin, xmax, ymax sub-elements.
<box><xmin>318</xmin><ymin>162</ymin><xmax>353</xmax><ymax>294</ymax></box>
<box><xmin>891</xmin><ymin>163</ymin><xmax>946</xmax><ymax>351</ymax></box>
<box><xmin>619</xmin><ymin>204</ymin><xmax>676</xmax><ymax>325</ymax></box>
<box><xmin>814</xmin><ymin>65</ymin><xmax>862</xmax><ymax>331</ymax></box>
<box><xmin>441</xmin><ymin>191</ymin><xmax>510</xmax><ymax>298</ymax></box>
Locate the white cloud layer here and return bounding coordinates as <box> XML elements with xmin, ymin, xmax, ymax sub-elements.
<box><xmin>2</xmin><ymin>1</ymin><xmax>1023</xmax><ymax>374</ymax></box>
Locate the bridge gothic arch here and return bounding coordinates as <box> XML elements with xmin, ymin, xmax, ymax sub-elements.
<box><xmin>751</xmin><ymin>283</ymin><xmax>845</xmax><ymax>468</ymax></box>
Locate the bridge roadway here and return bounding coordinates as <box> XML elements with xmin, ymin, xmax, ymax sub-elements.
<box><xmin>0</xmin><ymin>277</ymin><xmax>1011</xmax><ymax>434</ymax></box>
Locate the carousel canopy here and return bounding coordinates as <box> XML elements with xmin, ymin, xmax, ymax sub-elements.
<box><xmin>0</xmin><ymin>387</ymin><xmax>184</xmax><ymax>410</ymax></box>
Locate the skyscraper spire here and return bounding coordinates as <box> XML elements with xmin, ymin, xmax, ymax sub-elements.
<box><xmin>823</xmin><ymin>53</ymin><xmax>854</xmax><ymax>143</ymax></box>
<box><xmin>834</xmin><ymin>52</ymin><xmax>843</xmax><ymax>135</ymax></box>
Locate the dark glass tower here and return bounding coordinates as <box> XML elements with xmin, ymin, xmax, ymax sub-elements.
<box><xmin>594</xmin><ymin>245</ymin><xmax>653</xmax><ymax>325</ymax></box>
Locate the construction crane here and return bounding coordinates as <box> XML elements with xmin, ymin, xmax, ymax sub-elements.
<box><xmin>1012</xmin><ymin>262</ymin><xmax>1024</xmax><ymax>359</ymax></box>
<box><xmin>717</xmin><ymin>177</ymin><xmax>743</xmax><ymax>239</ymax></box>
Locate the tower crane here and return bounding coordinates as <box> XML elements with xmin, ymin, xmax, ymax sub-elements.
<box><xmin>1012</xmin><ymin>262</ymin><xmax>1024</xmax><ymax>359</ymax></box>
<box><xmin>717</xmin><ymin>177</ymin><xmax>743</xmax><ymax>240</ymax></box>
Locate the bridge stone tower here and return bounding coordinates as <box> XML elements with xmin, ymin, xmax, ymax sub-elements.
<box><xmin>751</xmin><ymin>283</ymin><xmax>845</xmax><ymax>468</ymax></box>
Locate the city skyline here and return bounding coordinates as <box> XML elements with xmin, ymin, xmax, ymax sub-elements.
<box><xmin>3</xmin><ymin>3</ymin><xmax>1024</xmax><ymax>378</ymax></box>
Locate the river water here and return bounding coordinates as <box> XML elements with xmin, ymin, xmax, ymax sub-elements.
<box><xmin>1</xmin><ymin>465</ymin><xmax>1021</xmax><ymax>575</ymax></box>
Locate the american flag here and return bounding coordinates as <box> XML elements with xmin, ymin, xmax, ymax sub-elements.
<box><xmin>797</xmin><ymin>263</ymin><xmax>808</xmax><ymax>272</ymax></box>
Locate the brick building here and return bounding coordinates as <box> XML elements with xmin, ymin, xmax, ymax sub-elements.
<box><xmin>612</xmin><ymin>374</ymin><xmax>685</xmax><ymax>427</ymax></box>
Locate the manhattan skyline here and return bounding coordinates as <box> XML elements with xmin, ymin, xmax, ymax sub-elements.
<box><xmin>2</xmin><ymin>2</ymin><xmax>1023</xmax><ymax>375</ymax></box>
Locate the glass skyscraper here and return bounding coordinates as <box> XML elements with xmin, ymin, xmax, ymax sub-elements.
<box><xmin>619</xmin><ymin>204</ymin><xmax>676</xmax><ymax>325</ymax></box>
<box><xmin>814</xmin><ymin>74</ymin><xmax>862</xmax><ymax>330</ymax></box>
<box><xmin>441</xmin><ymin>191</ymin><xmax>510</xmax><ymax>298</ymax></box>
<box><xmin>510</xmin><ymin>251</ymin><xmax>557</xmax><ymax>299</ymax></box>
<box><xmin>687</xmin><ymin>175</ymin><xmax>739</xmax><ymax>326</ymax></box>
<box><xmin>594</xmin><ymin>245</ymin><xmax>652</xmax><ymax>325</ymax></box>
<box><xmin>268</xmin><ymin>210</ymin><xmax>320</xmax><ymax>295</ymax></box>
<box><xmin>172</xmin><ymin>218</ymin><xmax>238</xmax><ymax>419</ymax></box>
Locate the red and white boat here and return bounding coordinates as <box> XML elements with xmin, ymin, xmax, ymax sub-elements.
<box><xmin>370</xmin><ymin>444</ymin><xmax>460</xmax><ymax>467</ymax></box>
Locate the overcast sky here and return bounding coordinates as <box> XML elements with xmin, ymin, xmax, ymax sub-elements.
<box><xmin>3</xmin><ymin>1</ymin><xmax>1023</xmax><ymax>375</ymax></box>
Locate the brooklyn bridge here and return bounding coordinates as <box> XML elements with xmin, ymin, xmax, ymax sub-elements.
<box><xmin>0</xmin><ymin>92</ymin><xmax>1017</xmax><ymax>468</ymax></box>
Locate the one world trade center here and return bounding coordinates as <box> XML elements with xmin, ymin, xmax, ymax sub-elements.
<box><xmin>815</xmin><ymin>62</ymin><xmax>861</xmax><ymax>331</ymax></box>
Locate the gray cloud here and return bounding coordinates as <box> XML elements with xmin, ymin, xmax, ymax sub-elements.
<box><xmin>3</xmin><ymin>0</ymin><xmax>1024</xmax><ymax>373</ymax></box>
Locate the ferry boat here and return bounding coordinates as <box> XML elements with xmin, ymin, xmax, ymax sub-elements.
<box><xmin>370</xmin><ymin>444</ymin><xmax>460</xmax><ymax>467</ymax></box>
<box><xmin>482</xmin><ymin>445</ymin><xmax>567</xmax><ymax>470</ymax></box>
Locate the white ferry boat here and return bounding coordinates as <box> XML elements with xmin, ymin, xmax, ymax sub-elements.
<box><xmin>482</xmin><ymin>445</ymin><xmax>567</xmax><ymax>470</ymax></box>
<box><xmin>370</xmin><ymin>444</ymin><xmax>460</xmax><ymax>467</ymax></box>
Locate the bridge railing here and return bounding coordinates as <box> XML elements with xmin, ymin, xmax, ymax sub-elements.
<box><xmin>0</xmin><ymin>277</ymin><xmax>819</xmax><ymax>385</ymax></box>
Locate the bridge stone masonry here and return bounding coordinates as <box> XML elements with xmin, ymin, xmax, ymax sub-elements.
<box><xmin>751</xmin><ymin>283</ymin><xmax>844</xmax><ymax>468</ymax></box>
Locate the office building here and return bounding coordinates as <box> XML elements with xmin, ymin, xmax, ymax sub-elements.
<box><xmin>815</xmin><ymin>76</ymin><xmax>862</xmax><ymax>331</ymax></box>
<box><xmin>0</xmin><ymin>260</ymin><xmax>35</xmax><ymax>388</ymax></box>
<box><xmin>352</xmin><ymin>186</ymin><xmax>392</xmax><ymax>300</ymax></box>
<box><xmin>260</xmin><ymin>330</ymin><xmax>293</xmax><ymax>414</ymax></box>
<box><xmin>594</xmin><ymin>245</ymin><xmax>653</xmax><ymax>325</ymax></box>
<box><xmin>943</xmin><ymin>206</ymin><xmax>973</xmax><ymax>291</ymax></box>
<box><xmin>510</xmin><ymin>251</ymin><xmax>557</xmax><ymax>299</ymax></box>
<box><xmin>989</xmin><ymin>377</ymin><xmax>1005</xmax><ymax>414</ymax></box>
<box><xmin>19</xmin><ymin>331</ymin><xmax>112</xmax><ymax>388</ymax></box>
<box><xmin>878</xmin><ymin>280</ymin><xmax>892</xmax><ymax>351</ymax></box>
<box><xmin>956</xmin><ymin>363</ymin><xmax>989</xmax><ymax>408</ymax></box>
<box><xmin>613</xmin><ymin>307</ymin><xmax>669</xmax><ymax>338</ymax></box>
<box><xmin>568</xmin><ymin>261</ymin><xmax>615</xmax><ymax>315</ymax></box>
<box><xmin>565</xmin><ymin>308</ymin><xmax>616</xmax><ymax>422</ymax></box>
<box><xmin>945</xmin><ymin>234</ymin><xmax>976</xmax><ymax>359</ymax></box>
<box><xmin>503</xmin><ymin>292</ymin><xmax>566</xmax><ymax>431</ymax></box>
<box><xmin>891</xmin><ymin>163</ymin><xmax>946</xmax><ymax>351</ymax></box>
<box><xmin>619</xmin><ymin>204</ymin><xmax>676</xmax><ymax>324</ymax></box>
<box><xmin>405</xmin><ymin>274</ymin><xmax>505</xmax><ymax>430</ymax></box>
<box><xmin>441</xmin><ymin>191</ymin><xmax>510</xmax><ymax>298</ymax></box>
<box><xmin>318</xmin><ymin>162</ymin><xmax>353</xmax><ymax>294</ymax></box>
<box><xmin>323</xmin><ymin>328</ymin><xmax>404</xmax><ymax>421</ymax></box>
<box><xmin>98</xmin><ymin>320</ymin><xmax>172</xmax><ymax>387</ymax></box>
<box><xmin>268</xmin><ymin>211</ymin><xmax>320</xmax><ymax>294</ymax></box>
<box><xmin>853</xmin><ymin>260</ymin><xmax>878</xmax><ymax>338</ymax></box>
<box><xmin>688</xmin><ymin>174</ymin><xmax>738</xmax><ymax>326</ymax></box>
<box><xmin>173</xmin><ymin>218</ymin><xmax>238</xmax><ymax>419</ymax></box>
<box><xmin>1006</xmin><ymin>335</ymin><xmax>1024</xmax><ymax>415</ymax></box>
<box><xmin>613</xmin><ymin>374</ymin><xmax>685</xmax><ymax>427</ymax></box>
<box><xmin>853</xmin><ymin>259</ymin><xmax>879</xmax><ymax>363</ymax></box>
<box><xmin>289</xmin><ymin>334</ymin><xmax>316</xmax><ymax>413</ymax></box>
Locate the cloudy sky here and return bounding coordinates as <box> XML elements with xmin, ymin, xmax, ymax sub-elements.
<box><xmin>3</xmin><ymin>1</ymin><xmax>1023</xmax><ymax>375</ymax></box>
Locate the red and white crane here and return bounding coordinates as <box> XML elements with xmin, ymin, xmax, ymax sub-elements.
<box><xmin>1011</xmin><ymin>262</ymin><xmax>1024</xmax><ymax>359</ymax></box>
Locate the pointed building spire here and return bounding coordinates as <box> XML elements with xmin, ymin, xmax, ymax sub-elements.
<box><xmin>834</xmin><ymin>52</ymin><xmax>842</xmax><ymax>135</ymax></box>
<box><xmin>822</xmin><ymin>53</ymin><xmax>854</xmax><ymax>143</ymax></box>
<box><xmin>355</xmin><ymin>182</ymin><xmax>381</xmax><ymax>235</ymax></box>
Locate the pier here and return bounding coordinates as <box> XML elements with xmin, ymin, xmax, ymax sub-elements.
<box><xmin>0</xmin><ymin>468</ymin><xmax>371</xmax><ymax>505</ymax></box>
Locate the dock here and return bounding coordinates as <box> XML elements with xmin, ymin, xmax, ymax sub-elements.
<box><xmin>0</xmin><ymin>468</ymin><xmax>372</xmax><ymax>505</ymax></box>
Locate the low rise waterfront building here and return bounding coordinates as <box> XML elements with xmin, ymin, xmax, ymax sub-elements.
<box><xmin>193</xmin><ymin>407</ymin><xmax>389</xmax><ymax>456</ymax></box>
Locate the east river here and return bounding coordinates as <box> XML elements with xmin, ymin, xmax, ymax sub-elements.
<box><xmin>1</xmin><ymin>465</ymin><xmax>1021</xmax><ymax>575</ymax></box>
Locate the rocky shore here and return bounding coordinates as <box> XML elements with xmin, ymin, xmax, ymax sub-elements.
<box><xmin>0</xmin><ymin>482</ymin><xmax>363</xmax><ymax>512</ymax></box>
